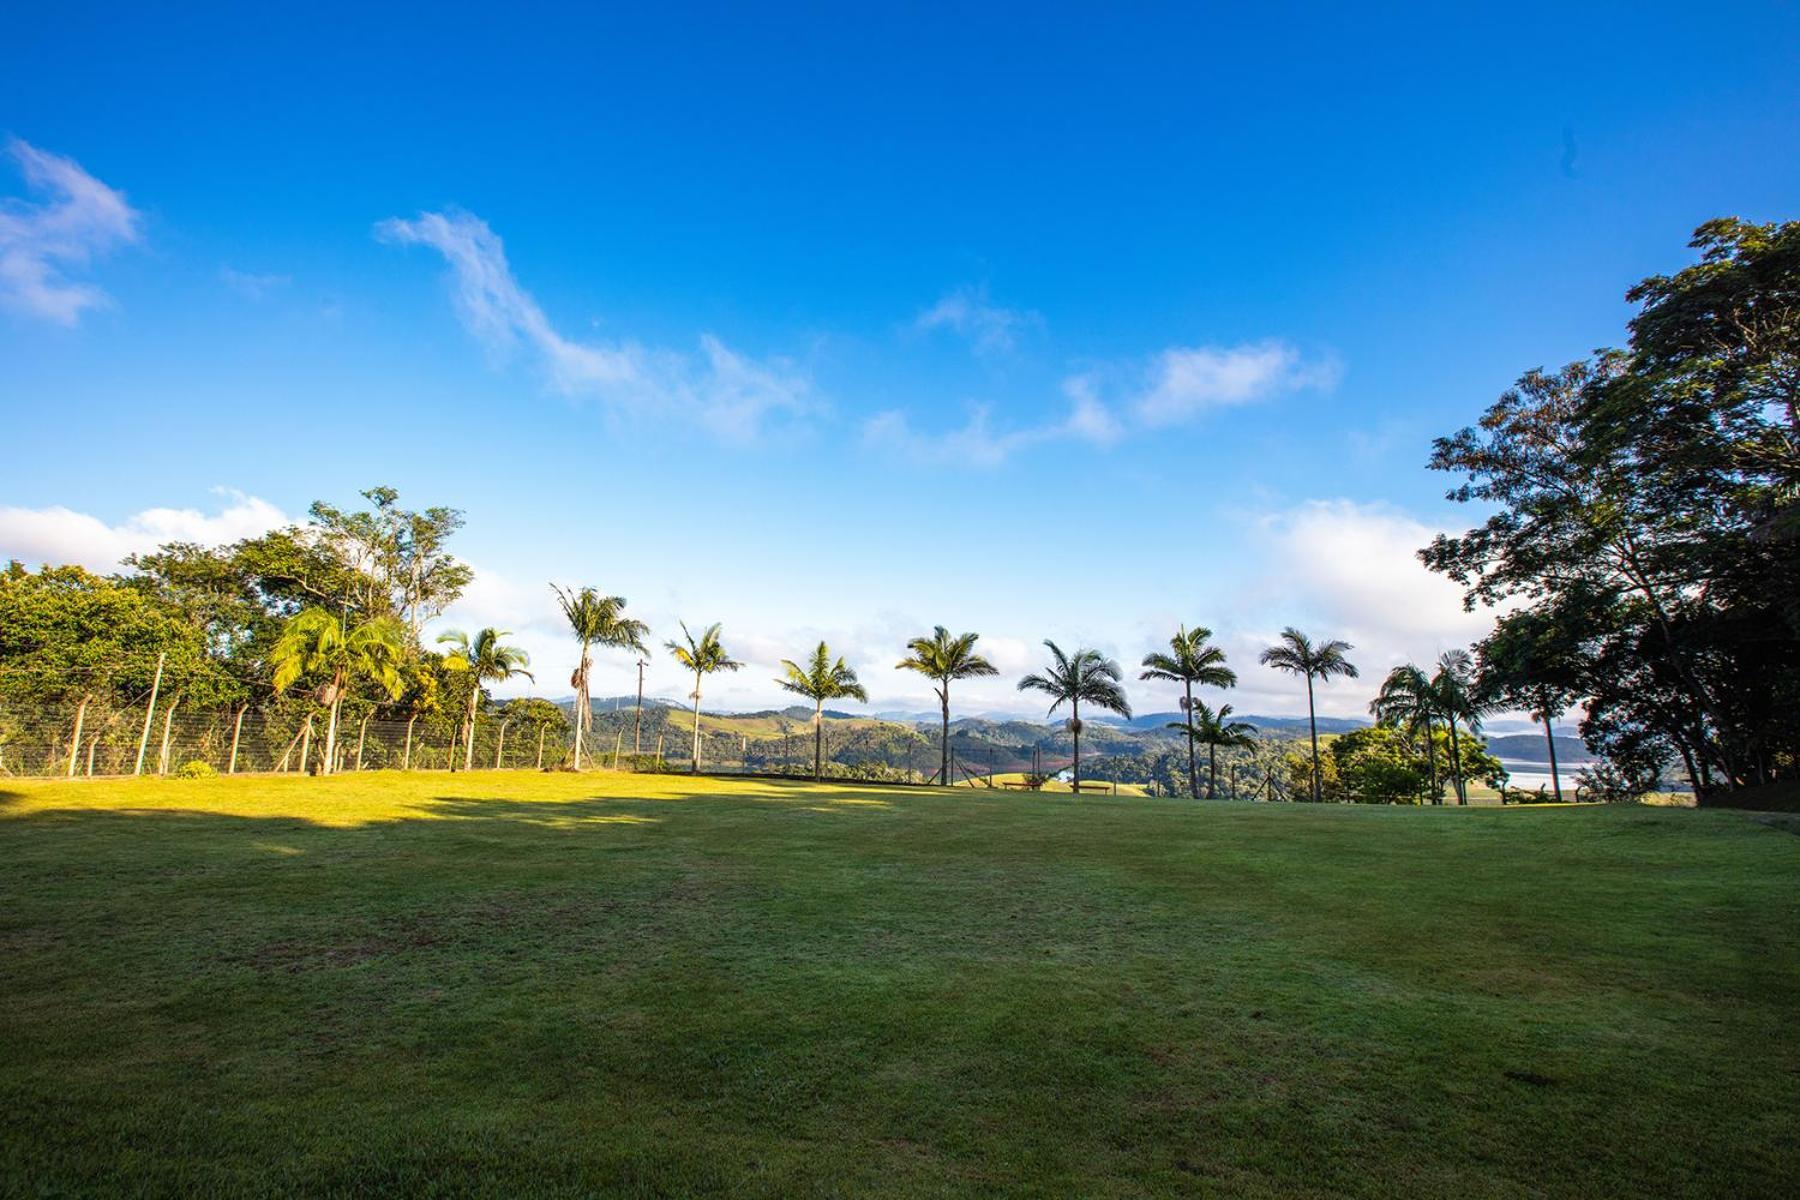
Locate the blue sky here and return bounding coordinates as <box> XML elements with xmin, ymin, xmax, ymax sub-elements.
<box><xmin>3</xmin><ymin>1</ymin><xmax>1797</xmax><ymax>719</ymax></box>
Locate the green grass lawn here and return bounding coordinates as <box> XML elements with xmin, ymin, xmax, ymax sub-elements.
<box><xmin>2</xmin><ymin>773</ymin><xmax>1796</xmax><ymax>1198</ymax></box>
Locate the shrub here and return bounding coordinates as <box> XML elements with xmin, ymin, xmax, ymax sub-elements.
<box><xmin>175</xmin><ymin>760</ymin><xmax>216</xmax><ymax>779</ymax></box>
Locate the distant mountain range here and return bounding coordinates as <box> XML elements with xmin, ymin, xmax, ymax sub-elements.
<box><xmin>1117</xmin><ymin>711</ymin><xmax>1369</xmax><ymax>735</ymax></box>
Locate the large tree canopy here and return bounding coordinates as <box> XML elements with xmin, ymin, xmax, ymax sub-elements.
<box><xmin>1426</xmin><ymin>218</ymin><xmax>1800</xmax><ymax>799</ymax></box>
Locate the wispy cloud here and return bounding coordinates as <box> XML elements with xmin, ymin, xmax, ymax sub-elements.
<box><xmin>219</xmin><ymin>266</ymin><xmax>291</xmax><ymax>299</ymax></box>
<box><xmin>1132</xmin><ymin>341</ymin><xmax>1340</xmax><ymax>427</ymax></box>
<box><xmin>870</xmin><ymin>340</ymin><xmax>1333</xmax><ymax>466</ymax></box>
<box><xmin>913</xmin><ymin>284</ymin><xmax>1041</xmax><ymax>355</ymax></box>
<box><xmin>0</xmin><ymin>138</ymin><xmax>141</xmax><ymax>325</ymax></box>
<box><xmin>378</xmin><ymin>209</ymin><xmax>815</xmax><ymax>439</ymax></box>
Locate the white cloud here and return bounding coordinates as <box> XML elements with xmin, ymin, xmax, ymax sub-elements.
<box><xmin>377</xmin><ymin>209</ymin><xmax>814</xmax><ymax>439</ymax></box>
<box><xmin>1134</xmin><ymin>341</ymin><xmax>1339</xmax><ymax>427</ymax></box>
<box><xmin>0</xmin><ymin>491</ymin><xmax>288</xmax><ymax>570</ymax></box>
<box><xmin>913</xmin><ymin>284</ymin><xmax>1041</xmax><ymax>355</ymax></box>
<box><xmin>1233</xmin><ymin>499</ymin><xmax>1500</xmax><ymax>717</ymax></box>
<box><xmin>0</xmin><ymin>138</ymin><xmax>142</xmax><ymax>325</ymax></box>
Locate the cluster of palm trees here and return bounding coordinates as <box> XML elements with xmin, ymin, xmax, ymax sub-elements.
<box><xmin>1369</xmin><ymin>649</ymin><xmax>1495</xmax><ymax>805</ymax></box>
<box><xmin>268</xmin><ymin>587</ymin><xmax>1398</xmax><ymax>798</ymax></box>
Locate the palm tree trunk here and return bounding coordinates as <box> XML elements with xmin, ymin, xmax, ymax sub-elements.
<box><xmin>1071</xmin><ymin>699</ymin><xmax>1081</xmax><ymax>794</ymax></box>
<box><xmin>1305</xmin><ymin>674</ymin><xmax>1321</xmax><ymax>802</ymax></box>
<box><xmin>690</xmin><ymin>672</ymin><xmax>702</xmax><ymax>772</ymax></box>
<box><xmin>495</xmin><ymin>721</ymin><xmax>508</xmax><ymax>769</ymax></box>
<box><xmin>1447</xmin><ymin>715</ymin><xmax>1466</xmax><ymax>805</ymax></box>
<box><xmin>940</xmin><ymin>690</ymin><xmax>951</xmax><ymax>786</ymax></box>
<box><xmin>1184</xmin><ymin>682</ymin><xmax>1198</xmax><ymax>799</ymax></box>
<box><xmin>299</xmin><ymin>713</ymin><xmax>314</xmax><ymax>775</ymax></box>
<box><xmin>1208</xmin><ymin>742</ymin><xmax>1218</xmax><ymax>799</ymax></box>
<box><xmin>1423</xmin><ymin>715</ymin><xmax>1440</xmax><ymax>803</ymax></box>
<box><xmin>814</xmin><ymin>702</ymin><xmax>824</xmax><ymax>780</ymax></box>
<box><xmin>573</xmin><ymin>646</ymin><xmax>590</xmax><ymax>769</ymax></box>
<box><xmin>1543</xmin><ymin>713</ymin><xmax>1562</xmax><ymax>803</ymax></box>
<box><xmin>464</xmin><ymin>689</ymin><xmax>478</xmax><ymax>772</ymax></box>
<box><xmin>355</xmin><ymin>715</ymin><xmax>369</xmax><ymax>771</ymax></box>
<box><xmin>403</xmin><ymin>714</ymin><xmax>417</xmax><ymax>770</ymax></box>
<box><xmin>322</xmin><ymin>692</ymin><xmax>341</xmax><ymax>777</ymax></box>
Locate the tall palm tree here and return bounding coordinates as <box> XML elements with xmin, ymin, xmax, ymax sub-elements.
<box><xmin>1017</xmin><ymin>641</ymin><xmax>1132</xmax><ymax>793</ymax></box>
<box><xmin>271</xmin><ymin>608</ymin><xmax>406</xmax><ymax>776</ymax></box>
<box><xmin>1140</xmin><ymin>625</ymin><xmax>1236</xmax><ymax>799</ymax></box>
<box><xmin>896</xmin><ymin>626</ymin><xmax>998</xmax><ymax>786</ymax></box>
<box><xmin>1371</xmin><ymin>663</ymin><xmax>1443</xmax><ymax>803</ymax></box>
<box><xmin>438</xmin><ymin>628</ymin><xmax>534</xmax><ymax>771</ymax></box>
<box><xmin>1259</xmin><ymin>628</ymin><xmax>1358</xmax><ymax>802</ymax></box>
<box><xmin>1431</xmin><ymin>649</ymin><xmax>1487</xmax><ymax>806</ymax></box>
<box><xmin>777</xmin><ymin>642</ymin><xmax>870</xmax><ymax>780</ymax></box>
<box><xmin>551</xmin><ymin>585</ymin><xmax>650</xmax><ymax>770</ymax></box>
<box><xmin>1171</xmin><ymin>701</ymin><xmax>1257</xmax><ymax>799</ymax></box>
<box><xmin>665</xmin><ymin>622</ymin><xmax>742</xmax><ymax>772</ymax></box>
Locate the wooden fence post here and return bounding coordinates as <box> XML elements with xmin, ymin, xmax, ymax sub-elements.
<box><xmin>132</xmin><ymin>652</ymin><xmax>165</xmax><ymax>776</ymax></box>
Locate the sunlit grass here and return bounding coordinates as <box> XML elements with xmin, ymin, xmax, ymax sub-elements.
<box><xmin>2</xmin><ymin>772</ymin><xmax>1795</xmax><ymax>1197</ymax></box>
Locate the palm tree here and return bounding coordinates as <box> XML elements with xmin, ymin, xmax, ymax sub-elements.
<box><xmin>552</xmin><ymin>585</ymin><xmax>650</xmax><ymax>770</ymax></box>
<box><xmin>897</xmin><ymin>626</ymin><xmax>998</xmax><ymax>786</ymax></box>
<box><xmin>1171</xmin><ymin>701</ymin><xmax>1257</xmax><ymax>799</ymax></box>
<box><xmin>1140</xmin><ymin>625</ymin><xmax>1236</xmax><ymax>799</ymax></box>
<box><xmin>1371</xmin><ymin>664</ymin><xmax>1443</xmax><ymax>803</ymax></box>
<box><xmin>1259</xmin><ymin>628</ymin><xmax>1358</xmax><ymax>802</ymax></box>
<box><xmin>271</xmin><ymin>608</ymin><xmax>406</xmax><ymax>776</ymax></box>
<box><xmin>438</xmin><ymin>628</ymin><xmax>534</xmax><ymax>771</ymax></box>
<box><xmin>778</xmin><ymin>642</ymin><xmax>870</xmax><ymax>780</ymax></box>
<box><xmin>1017</xmin><ymin>641</ymin><xmax>1132</xmax><ymax>793</ymax></box>
<box><xmin>665</xmin><ymin>622</ymin><xmax>742</xmax><ymax>772</ymax></box>
<box><xmin>1431</xmin><ymin>649</ymin><xmax>1487</xmax><ymax>806</ymax></box>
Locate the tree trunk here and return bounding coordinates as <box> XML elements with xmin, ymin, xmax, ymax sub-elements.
<box><xmin>1305</xmin><ymin>675</ymin><xmax>1321</xmax><ymax>802</ymax></box>
<box><xmin>403</xmin><ymin>714</ymin><xmax>417</xmax><ymax>770</ymax></box>
<box><xmin>573</xmin><ymin>646</ymin><xmax>590</xmax><ymax>769</ymax></box>
<box><xmin>1447</xmin><ymin>716</ymin><xmax>1467</xmax><ymax>805</ymax></box>
<box><xmin>1423</xmin><ymin>715</ymin><xmax>1440</xmax><ymax>803</ymax></box>
<box><xmin>463</xmin><ymin>689</ymin><xmax>478</xmax><ymax>772</ymax></box>
<box><xmin>495</xmin><ymin>721</ymin><xmax>508</xmax><ymax>769</ymax></box>
<box><xmin>67</xmin><ymin>694</ymin><xmax>90</xmax><ymax>778</ymax></box>
<box><xmin>536</xmin><ymin>725</ymin><xmax>546</xmax><ymax>769</ymax></box>
<box><xmin>321</xmin><ymin>692</ymin><xmax>342</xmax><ymax>777</ymax></box>
<box><xmin>1071</xmin><ymin>699</ymin><xmax>1081</xmax><ymax>794</ymax></box>
<box><xmin>157</xmin><ymin>693</ymin><xmax>182</xmax><ymax>775</ymax></box>
<box><xmin>1208</xmin><ymin>742</ymin><xmax>1218</xmax><ymax>799</ymax></box>
<box><xmin>1184</xmin><ymin>682</ymin><xmax>1198</xmax><ymax>799</ymax></box>
<box><xmin>690</xmin><ymin>673</ymin><xmax>703</xmax><ymax>772</ymax></box>
<box><xmin>299</xmin><ymin>713</ymin><xmax>315</xmax><ymax>775</ymax></box>
<box><xmin>228</xmin><ymin>705</ymin><xmax>246</xmax><ymax>775</ymax></box>
<box><xmin>813</xmin><ymin>702</ymin><xmax>823</xmax><ymax>781</ymax></box>
<box><xmin>355</xmin><ymin>715</ymin><xmax>369</xmax><ymax>771</ymax></box>
<box><xmin>1542</xmin><ymin>712</ymin><xmax>1562</xmax><ymax>803</ymax></box>
<box><xmin>940</xmin><ymin>690</ymin><xmax>951</xmax><ymax>786</ymax></box>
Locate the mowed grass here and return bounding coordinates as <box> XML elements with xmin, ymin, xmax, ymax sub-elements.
<box><xmin>1</xmin><ymin>774</ymin><xmax>1796</xmax><ymax>1198</ymax></box>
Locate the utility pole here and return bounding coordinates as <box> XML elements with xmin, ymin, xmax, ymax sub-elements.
<box><xmin>133</xmin><ymin>651</ymin><xmax>166</xmax><ymax>777</ymax></box>
<box><xmin>634</xmin><ymin>658</ymin><xmax>647</xmax><ymax>755</ymax></box>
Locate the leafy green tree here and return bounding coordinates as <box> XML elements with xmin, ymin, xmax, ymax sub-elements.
<box><xmin>1017</xmin><ymin>642</ymin><xmax>1132</xmax><ymax>793</ymax></box>
<box><xmin>437</xmin><ymin>628</ymin><xmax>533</xmax><ymax>771</ymax></box>
<box><xmin>1171</xmin><ymin>701</ymin><xmax>1256</xmax><ymax>799</ymax></box>
<box><xmin>1140</xmin><ymin>625</ymin><xmax>1236</xmax><ymax>799</ymax></box>
<box><xmin>1259</xmin><ymin>628</ymin><xmax>1359</xmax><ymax>801</ymax></box>
<box><xmin>896</xmin><ymin>626</ymin><xmax>998</xmax><ymax>786</ymax></box>
<box><xmin>665</xmin><ymin>622</ymin><xmax>742</xmax><ymax>772</ymax></box>
<box><xmin>777</xmin><ymin>642</ymin><xmax>870</xmax><ymax>780</ymax></box>
<box><xmin>271</xmin><ymin>608</ymin><xmax>407</xmax><ymax>775</ymax></box>
<box><xmin>552</xmin><ymin>586</ymin><xmax>650</xmax><ymax>769</ymax></box>
<box><xmin>499</xmin><ymin>697</ymin><xmax>570</xmax><ymax>768</ymax></box>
